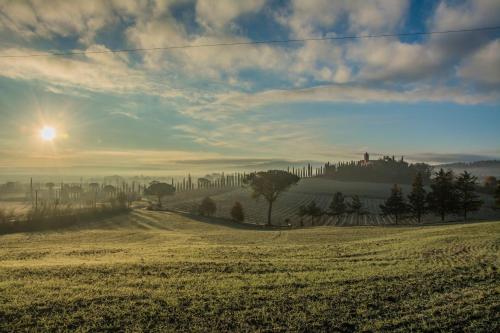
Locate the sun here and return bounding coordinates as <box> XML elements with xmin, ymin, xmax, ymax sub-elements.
<box><xmin>40</xmin><ymin>126</ymin><xmax>56</xmax><ymax>141</ymax></box>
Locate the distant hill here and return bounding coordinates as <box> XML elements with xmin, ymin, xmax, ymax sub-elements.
<box><xmin>436</xmin><ymin>160</ymin><xmax>500</xmax><ymax>178</ymax></box>
<box><xmin>437</xmin><ymin>160</ymin><xmax>500</xmax><ymax>168</ymax></box>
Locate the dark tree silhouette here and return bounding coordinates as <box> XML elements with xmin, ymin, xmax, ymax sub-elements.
<box><xmin>103</xmin><ymin>185</ymin><xmax>116</xmax><ymax>197</ymax></box>
<box><xmin>380</xmin><ymin>184</ymin><xmax>408</xmax><ymax>224</ymax></box>
<box><xmin>427</xmin><ymin>169</ymin><xmax>458</xmax><ymax>222</ymax></box>
<box><xmin>88</xmin><ymin>183</ymin><xmax>100</xmax><ymax>207</ymax></box>
<box><xmin>89</xmin><ymin>183</ymin><xmax>99</xmax><ymax>192</ymax></box>
<box><xmin>297</xmin><ymin>205</ymin><xmax>307</xmax><ymax>227</ymax></box>
<box><xmin>144</xmin><ymin>181</ymin><xmax>175</xmax><ymax>208</ymax></box>
<box><xmin>455</xmin><ymin>171</ymin><xmax>483</xmax><ymax>221</ymax></box>
<box><xmin>495</xmin><ymin>184</ymin><xmax>500</xmax><ymax>209</ymax></box>
<box><xmin>348</xmin><ymin>195</ymin><xmax>367</xmax><ymax>225</ymax></box>
<box><xmin>328</xmin><ymin>192</ymin><xmax>346</xmax><ymax>224</ymax></box>
<box><xmin>408</xmin><ymin>172</ymin><xmax>427</xmax><ymax>223</ymax></box>
<box><xmin>244</xmin><ymin>170</ymin><xmax>300</xmax><ymax>226</ymax></box>
<box><xmin>230</xmin><ymin>201</ymin><xmax>244</xmax><ymax>222</ymax></box>
<box><xmin>299</xmin><ymin>200</ymin><xmax>323</xmax><ymax>226</ymax></box>
<box><xmin>199</xmin><ymin>196</ymin><xmax>216</xmax><ymax>216</ymax></box>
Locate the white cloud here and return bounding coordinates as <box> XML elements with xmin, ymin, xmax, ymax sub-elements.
<box><xmin>0</xmin><ymin>45</ymin><xmax>151</xmax><ymax>93</ymax></box>
<box><xmin>181</xmin><ymin>83</ymin><xmax>499</xmax><ymax>121</ymax></box>
<box><xmin>347</xmin><ymin>38</ymin><xmax>444</xmax><ymax>82</ymax></box>
<box><xmin>431</xmin><ymin>0</ymin><xmax>500</xmax><ymax>31</ymax></box>
<box><xmin>458</xmin><ymin>39</ymin><xmax>500</xmax><ymax>85</ymax></box>
<box><xmin>0</xmin><ymin>0</ymin><xmax>119</xmax><ymax>43</ymax></box>
<box><xmin>0</xmin><ymin>0</ymin><xmax>498</xmax><ymax>112</ymax></box>
<box><xmin>174</xmin><ymin>119</ymin><xmax>331</xmax><ymax>160</ymax></box>
<box><xmin>284</xmin><ymin>0</ymin><xmax>409</xmax><ymax>38</ymax></box>
<box><xmin>195</xmin><ymin>0</ymin><xmax>266</xmax><ymax>31</ymax></box>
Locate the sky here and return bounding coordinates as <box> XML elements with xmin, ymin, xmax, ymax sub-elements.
<box><xmin>0</xmin><ymin>0</ymin><xmax>499</xmax><ymax>177</ymax></box>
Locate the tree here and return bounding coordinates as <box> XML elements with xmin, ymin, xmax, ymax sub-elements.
<box><xmin>103</xmin><ymin>185</ymin><xmax>116</xmax><ymax>198</ymax></box>
<box><xmin>380</xmin><ymin>184</ymin><xmax>409</xmax><ymax>224</ymax></box>
<box><xmin>495</xmin><ymin>184</ymin><xmax>500</xmax><ymax>209</ymax></box>
<box><xmin>427</xmin><ymin>169</ymin><xmax>458</xmax><ymax>222</ymax></box>
<box><xmin>144</xmin><ymin>181</ymin><xmax>175</xmax><ymax>208</ymax></box>
<box><xmin>328</xmin><ymin>192</ymin><xmax>346</xmax><ymax>224</ymax></box>
<box><xmin>244</xmin><ymin>170</ymin><xmax>300</xmax><ymax>226</ymax></box>
<box><xmin>407</xmin><ymin>172</ymin><xmax>427</xmax><ymax>223</ymax></box>
<box><xmin>89</xmin><ymin>183</ymin><xmax>100</xmax><ymax>192</ymax></box>
<box><xmin>116</xmin><ymin>192</ymin><xmax>128</xmax><ymax>209</ymax></box>
<box><xmin>347</xmin><ymin>195</ymin><xmax>367</xmax><ymax>225</ymax></box>
<box><xmin>298</xmin><ymin>200</ymin><xmax>323</xmax><ymax>226</ymax></box>
<box><xmin>455</xmin><ymin>171</ymin><xmax>483</xmax><ymax>221</ymax></box>
<box><xmin>89</xmin><ymin>183</ymin><xmax>100</xmax><ymax>208</ymax></box>
<box><xmin>199</xmin><ymin>196</ymin><xmax>216</xmax><ymax>216</ymax></box>
<box><xmin>230</xmin><ymin>201</ymin><xmax>244</xmax><ymax>222</ymax></box>
<box><xmin>45</xmin><ymin>182</ymin><xmax>55</xmax><ymax>200</ymax></box>
<box><xmin>484</xmin><ymin>176</ymin><xmax>497</xmax><ymax>190</ymax></box>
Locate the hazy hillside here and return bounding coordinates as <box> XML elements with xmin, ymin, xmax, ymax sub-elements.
<box><xmin>436</xmin><ymin>161</ymin><xmax>500</xmax><ymax>179</ymax></box>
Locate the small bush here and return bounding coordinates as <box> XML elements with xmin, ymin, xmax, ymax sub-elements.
<box><xmin>230</xmin><ymin>202</ymin><xmax>245</xmax><ymax>222</ymax></box>
<box><xmin>199</xmin><ymin>197</ymin><xmax>216</xmax><ymax>217</ymax></box>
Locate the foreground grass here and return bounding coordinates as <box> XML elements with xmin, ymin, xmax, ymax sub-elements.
<box><xmin>0</xmin><ymin>210</ymin><xmax>498</xmax><ymax>332</ymax></box>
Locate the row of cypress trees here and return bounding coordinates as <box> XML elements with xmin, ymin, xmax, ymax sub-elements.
<box><xmin>380</xmin><ymin>169</ymin><xmax>484</xmax><ymax>223</ymax></box>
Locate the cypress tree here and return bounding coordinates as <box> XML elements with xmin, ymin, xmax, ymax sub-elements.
<box><xmin>380</xmin><ymin>184</ymin><xmax>408</xmax><ymax>224</ymax></box>
<box><xmin>348</xmin><ymin>195</ymin><xmax>366</xmax><ymax>225</ymax></box>
<box><xmin>299</xmin><ymin>200</ymin><xmax>323</xmax><ymax>226</ymax></box>
<box><xmin>427</xmin><ymin>169</ymin><xmax>458</xmax><ymax>222</ymax></box>
<box><xmin>328</xmin><ymin>192</ymin><xmax>346</xmax><ymax>224</ymax></box>
<box><xmin>455</xmin><ymin>171</ymin><xmax>483</xmax><ymax>221</ymax></box>
<box><xmin>408</xmin><ymin>172</ymin><xmax>427</xmax><ymax>223</ymax></box>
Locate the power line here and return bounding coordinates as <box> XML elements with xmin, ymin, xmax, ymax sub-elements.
<box><xmin>1</xmin><ymin>25</ymin><xmax>500</xmax><ymax>58</ymax></box>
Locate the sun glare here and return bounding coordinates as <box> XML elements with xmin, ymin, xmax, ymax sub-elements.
<box><xmin>40</xmin><ymin>126</ymin><xmax>56</xmax><ymax>141</ymax></box>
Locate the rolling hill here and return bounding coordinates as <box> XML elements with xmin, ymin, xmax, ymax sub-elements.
<box><xmin>0</xmin><ymin>210</ymin><xmax>498</xmax><ymax>332</ymax></box>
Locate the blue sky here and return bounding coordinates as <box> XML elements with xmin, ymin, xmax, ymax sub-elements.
<box><xmin>0</xmin><ymin>0</ymin><xmax>499</xmax><ymax>175</ymax></box>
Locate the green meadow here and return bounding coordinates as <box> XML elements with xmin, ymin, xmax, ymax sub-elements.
<box><xmin>0</xmin><ymin>210</ymin><xmax>498</xmax><ymax>332</ymax></box>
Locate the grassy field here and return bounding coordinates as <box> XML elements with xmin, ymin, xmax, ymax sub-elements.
<box><xmin>0</xmin><ymin>210</ymin><xmax>498</xmax><ymax>332</ymax></box>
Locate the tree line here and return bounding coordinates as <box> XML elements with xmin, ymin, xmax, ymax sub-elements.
<box><xmin>323</xmin><ymin>156</ymin><xmax>432</xmax><ymax>184</ymax></box>
<box><xmin>380</xmin><ymin>169</ymin><xmax>484</xmax><ymax>223</ymax></box>
<box><xmin>143</xmin><ymin>168</ymin><xmax>500</xmax><ymax>227</ymax></box>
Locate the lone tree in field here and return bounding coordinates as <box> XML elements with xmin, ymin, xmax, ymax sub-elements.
<box><xmin>299</xmin><ymin>200</ymin><xmax>323</xmax><ymax>226</ymax></box>
<box><xmin>455</xmin><ymin>171</ymin><xmax>483</xmax><ymax>221</ymax></box>
<box><xmin>230</xmin><ymin>201</ymin><xmax>244</xmax><ymax>222</ymax></box>
<box><xmin>380</xmin><ymin>184</ymin><xmax>408</xmax><ymax>224</ymax></box>
<box><xmin>348</xmin><ymin>195</ymin><xmax>367</xmax><ymax>225</ymax></box>
<box><xmin>328</xmin><ymin>192</ymin><xmax>347</xmax><ymax>224</ymax></box>
<box><xmin>408</xmin><ymin>172</ymin><xmax>427</xmax><ymax>223</ymax></box>
<box><xmin>199</xmin><ymin>196</ymin><xmax>216</xmax><ymax>216</ymax></box>
<box><xmin>244</xmin><ymin>170</ymin><xmax>300</xmax><ymax>226</ymax></box>
<box><xmin>144</xmin><ymin>181</ymin><xmax>175</xmax><ymax>208</ymax></box>
<box><xmin>427</xmin><ymin>169</ymin><xmax>458</xmax><ymax>222</ymax></box>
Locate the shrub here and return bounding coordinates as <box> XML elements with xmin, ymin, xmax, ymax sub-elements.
<box><xmin>230</xmin><ymin>202</ymin><xmax>244</xmax><ymax>222</ymax></box>
<box><xmin>199</xmin><ymin>197</ymin><xmax>216</xmax><ymax>217</ymax></box>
